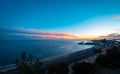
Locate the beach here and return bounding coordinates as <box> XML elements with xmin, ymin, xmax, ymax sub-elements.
<box><xmin>0</xmin><ymin>40</ymin><xmax>119</xmax><ymax>73</ymax></box>
<box><xmin>0</xmin><ymin>47</ymin><xmax>107</xmax><ymax>73</ymax></box>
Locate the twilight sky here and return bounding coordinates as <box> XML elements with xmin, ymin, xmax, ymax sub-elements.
<box><xmin>0</xmin><ymin>0</ymin><xmax>120</xmax><ymax>40</ymax></box>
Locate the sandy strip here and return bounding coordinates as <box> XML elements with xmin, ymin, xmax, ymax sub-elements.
<box><xmin>0</xmin><ymin>47</ymin><xmax>95</xmax><ymax>73</ymax></box>
<box><xmin>1</xmin><ymin>44</ymin><xmax>119</xmax><ymax>73</ymax></box>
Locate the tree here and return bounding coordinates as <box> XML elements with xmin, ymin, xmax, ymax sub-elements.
<box><xmin>15</xmin><ymin>52</ymin><xmax>42</xmax><ymax>74</ymax></box>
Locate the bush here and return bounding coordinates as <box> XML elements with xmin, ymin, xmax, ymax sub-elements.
<box><xmin>47</xmin><ymin>63</ymin><xmax>69</xmax><ymax>74</ymax></box>
<box><xmin>106</xmin><ymin>46</ymin><xmax>120</xmax><ymax>61</ymax></box>
<box><xmin>95</xmin><ymin>54</ymin><xmax>109</xmax><ymax>67</ymax></box>
<box><xmin>93</xmin><ymin>49</ymin><xmax>102</xmax><ymax>54</ymax></box>
<box><xmin>95</xmin><ymin>46</ymin><xmax>120</xmax><ymax>68</ymax></box>
<box><xmin>72</xmin><ymin>62</ymin><xmax>96</xmax><ymax>74</ymax></box>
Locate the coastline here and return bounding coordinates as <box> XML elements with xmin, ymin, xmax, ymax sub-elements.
<box><xmin>0</xmin><ymin>45</ymin><xmax>98</xmax><ymax>73</ymax></box>
<box><xmin>0</xmin><ymin>43</ymin><xmax>118</xmax><ymax>73</ymax></box>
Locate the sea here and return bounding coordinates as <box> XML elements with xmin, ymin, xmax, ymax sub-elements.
<box><xmin>0</xmin><ymin>40</ymin><xmax>94</xmax><ymax>67</ymax></box>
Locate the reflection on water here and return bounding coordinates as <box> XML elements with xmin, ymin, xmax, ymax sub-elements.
<box><xmin>0</xmin><ymin>40</ymin><xmax>93</xmax><ymax>66</ymax></box>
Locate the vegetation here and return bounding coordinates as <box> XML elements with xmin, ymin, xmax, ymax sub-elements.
<box><xmin>95</xmin><ymin>46</ymin><xmax>120</xmax><ymax>68</ymax></box>
<box><xmin>72</xmin><ymin>46</ymin><xmax>120</xmax><ymax>74</ymax></box>
<box><xmin>72</xmin><ymin>62</ymin><xmax>96</xmax><ymax>74</ymax></box>
<box><xmin>93</xmin><ymin>48</ymin><xmax>102</xmax><ymax>54</ymax></box>
<box><xmin>15</xmin><ymin>46</ymin><xmax>120</xmax><ymax>74</ymax></box>
<box><xmin>15</xmin><ymin>52</ymin><xmax>43</xmax><ymax>74</ymax></box>
<box><xmin>47</xmin><ymin>63</ymin><xmax>69</xmax><ymax>74</ymax></box>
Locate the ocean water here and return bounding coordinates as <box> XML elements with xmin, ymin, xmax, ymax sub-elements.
<box><xmin>0</xmin><ymin>40</ymin><xmax>93</xmax><ymax>66</ymax></box>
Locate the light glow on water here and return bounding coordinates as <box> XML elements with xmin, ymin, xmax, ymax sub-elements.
<box><xmin>0</xmin><ymin>40</ymin><xmax>93</xmax><ymax>66</ymax></box>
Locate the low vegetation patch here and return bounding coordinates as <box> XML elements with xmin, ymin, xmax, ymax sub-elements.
<box><xmin>47</xmin><ymin>63</ymin><xmax>69</xmax><ymax>74</ymax></box>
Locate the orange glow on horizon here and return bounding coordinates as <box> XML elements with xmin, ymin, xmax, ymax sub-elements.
<box><xmin>69</xmin><ymin>36</ymin><xmax>100</xmax><ymax>40</ymax></box>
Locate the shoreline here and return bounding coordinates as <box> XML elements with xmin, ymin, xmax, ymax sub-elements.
<box><xmin>0</xmin><ymin>43</ymin><xmax>118</xmax><ymax>73</ymax></box>
<box><xmin>0</xmin><ymin>45</ymin><xmax>98</xmax><ymax>73</ymax></box>
<box><xmin>0</xmin><ymin>45</ymin><xmax>94</xmax><ymax>68</ymax></box>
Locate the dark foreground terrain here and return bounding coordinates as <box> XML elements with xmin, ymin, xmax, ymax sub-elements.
<box><xmin>1</xmin><ymin>44</ymin><xmax>120</xmax><ymax>74</ymax></box>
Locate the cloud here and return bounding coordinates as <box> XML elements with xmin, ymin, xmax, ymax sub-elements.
<box><xmin>99</xmin><ymin>32</ymin><xmax>120</xmax><ymax>40</ymax></box>
<box><xmin>113</xmin><ymin>15</ymin><xmax>120</xmax><ymax>19</ymax></box>
<box><xmin>115</xmin><ymin>29</ymin><xmax>120</xmax><ymax>31</ymax></box>
<box><xmin>0</xmin><ymin>26</ymin><xmax>78</xmax><ymax>40</ymax></box>
<box><xmin>107</xmin><ymin>33</ymin><xmax>119</xmax><ymax>36</ymax></box>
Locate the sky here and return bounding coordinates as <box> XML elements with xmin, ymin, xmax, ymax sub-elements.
<box><xmin>0</xmin><ymin>0</ymin><xmax>120</xmax><ymax>40</ymax></box>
